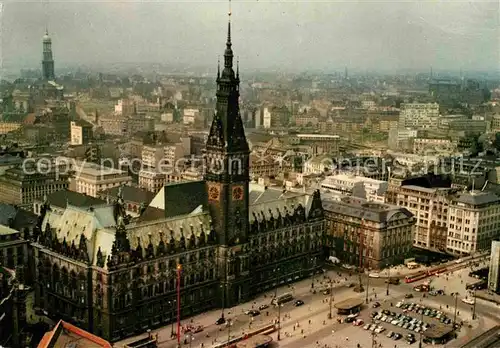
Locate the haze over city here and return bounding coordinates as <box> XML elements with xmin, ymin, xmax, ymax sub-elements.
<box><xmin>3</xmin><ymin>0</ymin><xmax>500</xmax><ymax>347</ymax></box>
<box><xmin>3</xmin><ymin>0</ymin><xmax>499</xmax><ymax>74</ymax></box>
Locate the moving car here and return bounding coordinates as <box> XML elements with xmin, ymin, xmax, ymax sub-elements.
<box><xmin>386</xmin><ymin>331</ymin><xmax>394</xmax><ymax>338</ymax></box>
<box><xmin>372</xmin><ymin>302</ymin><xmax>381</xmax><ymax>308</ymax></box>
<box><xmin>248</xmin><ymin>310</ymin><xmax>260</xmax><ymax>317</ymax></box>
<box><xmin>405</xmin><ymin>293</ymin><xmax>414</xmax><ymax>299</ymax></box>
<box><xmin>461</xmin><ymin>297</ymin><xmax>475</xmax><ymax>305</ymax></box>
<box><xmin>385</xmin><ymin>277</ymin><xmax>400</xmax><ymax>285</ymax></box>
<box><xmin>258</xmin><ymin>304</ymin><xmax>269</xmax><ymax>310</ymax></box>
<box><xmin>216</xmin><ymin>317</ymin><xmax>226</xmax><ymax>325</ymax></box>
<box><xmin>294</xmin><ymin>299</ymin><xmax>304</xmax><ymax>307</ymax></box>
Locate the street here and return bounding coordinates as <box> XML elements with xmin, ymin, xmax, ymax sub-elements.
<box><xmin>115</xmin><ymin>255</ymin><xmax>498</xmax><ymax>348</ymax></box>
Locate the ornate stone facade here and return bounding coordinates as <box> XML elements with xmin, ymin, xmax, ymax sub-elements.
<box><xmin>31</xmin><ymin>18</ymin><xmax>326</xmax><ymax>342</ymax></box>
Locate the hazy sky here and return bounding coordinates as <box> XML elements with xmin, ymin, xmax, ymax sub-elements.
<box><xmin>2</xmin><ymin>0</ymin><xmax>499</xmax><ymax>73</ymax></box>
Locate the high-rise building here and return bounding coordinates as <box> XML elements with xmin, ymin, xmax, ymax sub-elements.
<box><xmin>42</xmin><ymin>30</ymin><xmax>55</xmax><ymax>81</ymax></box>
<box><xmin>32</xmin><ymin>14</ymin><xmax>325</xmax><ymax>342</ymax></box>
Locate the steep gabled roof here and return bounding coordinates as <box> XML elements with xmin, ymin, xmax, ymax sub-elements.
<box><xmin>37</xmin><ymin>320</ymin><xmax>112</xmax><ymax>348</ymax></box>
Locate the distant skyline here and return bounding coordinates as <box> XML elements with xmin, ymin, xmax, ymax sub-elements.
<box><xmin>3</xmin><ymin>0</ymin><xmax>499</xmax><ymax>74</ymax></box>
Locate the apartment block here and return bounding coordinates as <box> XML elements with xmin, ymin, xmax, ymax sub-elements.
<box><xmin>447</xmin><ymin>191</ymin><xmax>500</xmax><ymax>255</ymax></box>
<box><xmin>398</xmin><ymin>103</ymin><xmax>439</xmax><ymax>130</ymax></box>
<box><xmin>387</xmin><ymin>183</ymin><xmax>500</xmax><ymax>255</ymax></box>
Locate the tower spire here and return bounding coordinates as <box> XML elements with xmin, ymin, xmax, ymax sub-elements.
<box><xmin>227</xmin><ymin>0</ymin><xmax>232</xmax><ymax>43</ymax></box>
<box><xmin>224</xmin><ymin>0</ymin><xmax>233</xmax><ymax>69</ymax></box>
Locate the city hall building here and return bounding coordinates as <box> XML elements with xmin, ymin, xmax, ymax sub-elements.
<box><xmin>32</xmin><ymin>19</ymin><xmax>325</xmax><ymax>341</ymax></box>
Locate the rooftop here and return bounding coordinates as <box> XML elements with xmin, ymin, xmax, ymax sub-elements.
<box><xmin>76</xmin><ymin>162</ymin><xmax>128</xmax><ymax>177</ymax></box>
<box><xmin>37</xmin><ymin>190</ymin><xmax>106</xmax><ymax>209</ymax></box>
<box><xmin>37</xmin><ymin>320</ymin><xmax>112</xmax><ymax>348</ymax></box>
<box><xmin>323</xmin><ymin>174</ymin><xmax>385</xmax><ymax>185</ymax></box>
<box><xmin>452</xmin><ymin>191</ymin><xmax>500</xmax><ymax>206</ymax></box>
<box><xmin>334</xmin><ymin>298</ymin><xmax>364</xmax><ymax>310</ymax></box>
<box><xmin>323</xmin><ymin>196</ymin><xmax>413</xmax><ymax>223</ymax></box>
<box><xmin>0</xmin><ymin>225</ymin><xmax>19</xmax><ymax>236</ymax></box>
<box><xmin>422</xmin><ymin>323</ymin><xmax>455</xmax><ymax>339</ymax></box>
<box><xmin>296</xmin><ymin>134</ymin><xmax>340</xmax><ymax>139</ymax></box>
<box><xmin>100</xmin><ymin>186</ymin><xmax>155</xmax><ymax>205</ymax></box>
<box><xmin>235</xmin><ymin>334</ymin><xmax>273</xmax><ymax>348</ymax></box>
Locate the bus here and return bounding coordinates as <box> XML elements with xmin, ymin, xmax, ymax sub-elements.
<box><xmin>271</xmin><ymin>293</ymin><xmax>293</xmax><ymax>306</ymax></box>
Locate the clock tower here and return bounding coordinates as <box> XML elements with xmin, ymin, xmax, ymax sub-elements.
<box><xmin>204</xmin><ymin>11</ymin><xmax>250</xmax><ymax>248</ymax></box>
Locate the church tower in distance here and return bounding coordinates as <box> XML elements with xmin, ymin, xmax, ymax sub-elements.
<box><xmin>204</xmin><ymin>11</ymin><xmax>250</xmax><ymax>248</ymax></box>
<box><xmin>42</xmin><ymin>29</ymin><xmax>55</xmax><ymax>80</ymax></box>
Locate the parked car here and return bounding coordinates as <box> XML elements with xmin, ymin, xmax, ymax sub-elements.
<box><xmin>372</xmin><ymin>302</ymin><xmax>381</xmax><ymax>308</ymax></box>
<box><xmin>386</xmin><ymin>331</ymin><xmax>394</xmax><ymax>338</ymax></box>
<box><xmin>363</xmin><ymin>323</ymin><xmax>371</xmax><ymax>330</ymax></box>
<box><xmin>392</xmin><ymin>333</ymin><xmax>402</xmax><ymax>340</ymax></box>
<box><xmin>375</xmin><ymin>326</ymin><xmax>385</xmax><ymax>334</ymax></box>
<box><xmin>353</xmin><ymin>319</ymin><xmax>364</xmax><ymax>326</ymax></box>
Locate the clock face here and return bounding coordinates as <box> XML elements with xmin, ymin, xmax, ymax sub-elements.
<box><xmin>208</xmin><ymin>185</ymin><xmax>220</xmax><ymax>201</ymax></box>
<box><xmin>232</xmin><ymin>186</ymin><xmax>244</xmax><ymax>201</ymax></box>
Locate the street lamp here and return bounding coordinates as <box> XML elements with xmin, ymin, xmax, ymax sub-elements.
<box><xmin>311</xmin><ymin>257</ymin><xmax>316</xmax><ymax>290</ymax></box>
<box><xmin>277</xmin><ymin>303</ymin><xmax>282</xmax><ymax>341</ymax></box>
<box><xmin>418</xmin><ymin>306</ymin><xmax>424</xmax><ymax>348</ymax></box>
<box><xmin>386</xmin><ymin>267</ymin><xmax>390</xmax><ymax>296</ymax></box>
<box><xmin>226</xmin><ymin>318</ymin><xmax>233</xmax><ymax>343</ymax></box>
<box><xmin>328</xmin><ymin>279</ymin><xmax>334</xmax><ymax>319</ymax></box>
<box><xmin>220</xmin><ymin>284</ymin><xmax>225</xmax><ymax>322</ymax></box>
<box><xmin>169</xmin><ymin>300</ymin><xmax>176</xmax><ymax>338</ymax></box>
<box><xmin>365</xmin><ymin>272</ymin><xmax>370</xmax><ymax>304</ymax></box>
<box><xmin>274</xmin><ymin>267</ymin><xmax>281</xmax><ymax>299</ymax></box>
<box><xmin>472</xmin><ymin>290</ymin><xmax>477</xmax><ymax>320</ymax></box>
<box><xmin>452</xmin><ymin>292</ymin><xmax>459</xmax><ymax>326</ymax></box>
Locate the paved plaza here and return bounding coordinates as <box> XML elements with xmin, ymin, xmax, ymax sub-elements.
<box><xmin>115</xmin><ymin>254</ymin><xmax>498</xmax><ymax>348</ymax></box>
